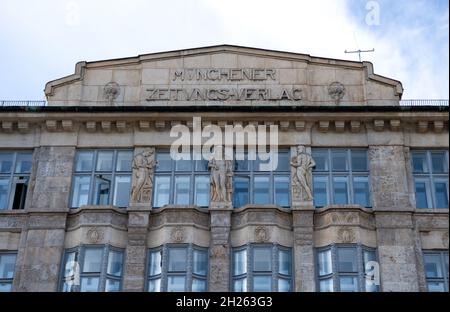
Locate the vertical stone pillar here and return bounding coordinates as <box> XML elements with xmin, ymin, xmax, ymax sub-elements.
<box><xmin>15</xmin><ymin>146</ymin><xmax>75</xmax><ymax>292</ymax></box>
<box><xmin>369</xmin><ymin>145</ymin><xmax>419</xmax><ymax>291</ymax></box>
<box><xmin>291</xmin><ymin>145</ymin><xmax>316</xmax><ymax>292</ymax></box>
<box><xmin>122</xmin><ymin>147</ymin><xmax>155</xmax><ymax>291</ymax></box>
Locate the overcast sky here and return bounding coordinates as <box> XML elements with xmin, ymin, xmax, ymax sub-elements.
<box><xmin>0</xmin><ymin>0</ymin><xmax>448</xmax><ymax>100</ymax></box>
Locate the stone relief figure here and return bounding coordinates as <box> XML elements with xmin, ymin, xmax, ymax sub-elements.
<box><xmin>291</xmin><ymin>146</ymin><xmax>316</xmax><ymax>201</ymax></box>
<box><xmin>130</xmin><ymin>149</ymin><xmax>157</xmax><ymax>203</ymax></box>
<box><xmin>208</xmin><ymin>157</ymin><xmax>227</xmax><ymax>202</ymax></box>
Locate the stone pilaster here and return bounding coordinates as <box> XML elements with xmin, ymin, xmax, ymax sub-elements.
<box><xmin>15</xmin><ymin>146</ymin><xmax>75</xmax><ymax>291</ymax></box>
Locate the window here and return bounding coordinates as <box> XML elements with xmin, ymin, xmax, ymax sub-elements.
<box><xmin>60</xmin><ymin>245</ymin><xmax>124</xmax><ymax>292</ymax></box>
<box><xmin>0</xmin><ymin>252</ymin><xmax>17</xmax><ymax>292</ymax></box>
<box><xmin>71</xmin><ymin>150</ymin><xmax>133</xmax><ymax>208</ymax></box>
<box><xmin>423</xmin><ymin>251</ymin><xmax>448</xmax><ymax>292</ymax></box>
<box><xmin>312</xmin><ymin>149</ymin><xmax>370</xmax><ymax>208</ymax></box>
<box><xmin>316</xmin><ymin>245</ymin><xmax>379</xmax><ymax>292</ymax></box>
<box><xmin>232</xmin><ymin>244</ymin><xmax>292</xmax><ymax>292</ymax></box>
<box><xmin>153</xmin><ymin>151</ymin><xmax>210</xmax><ymax>208</ymax></box>
<box><xmin>0</xmin><ymin>151</ymin><xmax>32</xmax><ymax>210</ymax></box>
<box><xmin>147</xmin><ymin>245</ymin><xmax>208</xmax><ymax>292</ymax></box>
<box><xmin>233</xmin><ymin>150</ymin><xmax>290</xmax><ymax>208</ymax></box>
<box><xmin>411</xmin><ymin>150</ymin><xmax>449</xmax><ymax>209</ymax></box>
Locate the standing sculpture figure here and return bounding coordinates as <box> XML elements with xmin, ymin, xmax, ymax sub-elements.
<box><xmin>208</xmin><ymin>157</ymin><xmax>226</xmax><ymax>202</ymax></box>
<box><xmin>131</xmin><ymin>150</ymin><xmax>157</xmax><ymax>203</ymax></box>
<box><xmin>291</xmin><ymin>146</ymin><xmax>316</xmax><ymax>201</ymax></box>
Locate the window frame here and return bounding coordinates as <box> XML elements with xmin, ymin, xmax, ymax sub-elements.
<box><xmin>231</xmin><ymin>244</ymin><xmax>293</xmax><ymax>292</ymax></box>
<box><xmin>59</xmin><ymin>245</ymin><xmax>125</xmax><ymax>292</ymax></box>
<box><xmin>0</xmin><ymin>251</ymin><xmax>18</xmax><ymax>292</ymax></box>
<box><xmin>315</xmin><ymin>244</ymin><xmax>380</xmax><ymax>292</ymax></box>
<box><xmin>423</xmin><ymin>250</ymin><xmax>449</xmax><ymax>292</ymax></box>
<box><xmin>411</xmin><ymin>150</ymin><xmax>449</xmax><ymax>209</ymax></box>
<box><xmin>146</xmin><ymin>244</ymin><xmax>209</xmax><ymax>292</ymax></box>
<box><xmin>70</xmin><ymin>149</ymin><xmax>133</xmax><ymax>209</ymax></box>
<box><xmin>312</xmin><ymin>149</ymin><xmax>371</xmax><ymax>208</ymax></box>
<box><xmin>0</xmin><ymin>151</ymin><xmax>33</xmax><ymax>210</ymax></box>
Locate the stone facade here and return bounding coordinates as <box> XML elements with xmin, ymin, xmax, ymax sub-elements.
<box><xmin>0</xmin><ymin>45</ymin><xmax>448</xmax><ymax>292</ymax></box>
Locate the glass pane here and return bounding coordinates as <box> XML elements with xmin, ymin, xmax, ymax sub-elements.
<box><xmin>253</xmin><ymin>276</ymin><xmax>272</xmax><ymax>292</ymax></box>
<box><xmin>94</xmin><ymin>175</ymin><xmax>111</xmax><ymax>205</ymax></box>
<box><xmin>351</xmin><ymin>150</ymin><xmax>368</xmax><ymax>171</ymax></box>
<box><xmin>338</xmin><ymin>248</ymin><xmax>357</xmax><ymax>272</ymax></box>
<box><xmin>0</xmin><ymin>153</ymin><xmax>13</xmax><ymax>173</ymax></box>
<box><xmin>148</xmin><ymin>278</ymin><xmax>161</xmax><ymax>292</ymax></box>
<box><xmin>353</xmin><ymin>176</ymin><xmax>370</xmax><ymax>207</ymax></box>
<box><xmin>233</xmin><ymin>278</ymin><xmax>247</xmax><ymax>292</ymax></box>
<box><xmin>276</xmin><ymin>151</ymin><xmax>290</xmax><ymax>171</ymax></box>
<box><xmin>107</xmin><ymin>250</ymin><xmax>123</xmax><ymax>277</ymax></box>
<box><xmin>332</xmin><ymin>151</ymin><xmax>348</xmax><ymax>171</ymax></box>
<box><xmin>75</xmin><ymin>151</ymin><xmax>94</xmax><ymax>172</ymax></box>
<box><xmin>113</xmin><ymin>176</ymin><xmax>131</xmax><ymax>207</ymax></box>
<box><xmin>233</xmin><ymin>249</ymin><xmax>247</xmax><ymax>276</ymax></box>
<box><xmin>15</xmin><ymin>153</ymin><xmax>32</xmax><ymax>173</ymax></box>
<box><xmin>149</xmin><ymin>250</ymin><xmax>162</xmax><ymax>276</ymax></box>
<box><xmin>174</xmin><ymin>176</ymin><xmax>190</xmax><ymax>205</ymax></box>
<box><xmin>339</xmin><ymin>276</ymin><xmax>358</xmax><ymax>292</ymax></box>
<box><xmin>194</xmin><ymin>176</ymin><xmax>209</xmax><ymax>207</ymax></box>
<box><xmin>0</xmin><ymin>254</ymin><xmax>17</xmax><ymax>279</ymax></box>
<box><xmin>319</xmin><ymin>278</ymin><xmax>333</xmax><ymax>292</ymax></box>
<box><xmin>278</xmin><ymin>249</ymin><xmax>291</xmax><ymax>275</ymax></box>
<box><xmin>431</xmin><ymin>152</ymin><xmax>446</xmax><ymax>173</ymax></box>
<box><xmin>71</xmin><ymin>176</ymin><xmax>91</xmax><ymax>207</ymax></box>
<box><xmin>62</xmin><ymin>282</ymin><xmax>76</xmax><ymax>292</ymax></box>
<box><xmin>318</xmin><ymin>249</ymin><xmax>332</xmax><ymax>276</ymax></box>
<box><xmin>412</xmin><ymin>152</ymin><xmax>428</xmax><ymax>173</ymax></box>
<box><xmin>0</xmin><ymin>178</ymin><xmax>9</xmax><ymax>210</ymax></box>
<box><xmin>274</xmin><ymin>175</ymin><xmax>289</xmax><ymax>207</ymax></box>
<box><xmin>435</xmin><ymin>182</ymin><xmax>448</xmax><ymax>208</ymax></box>
<box><xmin>168</xmin><ymin>248</ymin><xmax>187</xmax><ymax>272</ymax></box>
<box><xmin>175</xmin><ymin>155</ymin><xmax>193</xmax><ymax>171</ymax></box>
<box><xmin>253</xmin><ymin>248</ymin><xmax>271</xmax><ymax>272</ymax></box>
<box><xmin>193</xmin><ymin>250</ymin><xmax>208</xmax><ymax>276</ymax></box>
<box><xmin>83</xmin><ymin>248</ymin><xmax>103</xmax><ymax>273</ymax></box>
<box><xmin>116</xmin><ymin>151</ymin><xmax>133</xmax><ymax>171</ymax></box>
<box><xmin>153</xmin><ymin>176</ymin><xmax>170</xmax><ymax>207</ymax></box>
<box><xmin>278</xmin><ymin>278</ymin><xmax>291</xmax><ymax>292</ymax></box>
<box><xmin>428</xmin><ymin>281</ymin><xmax>445</xmax><ymax>292</ymax></box>
<box><xmin>333</xmin><ymin>176</ymin><xmax>348</xmax><ymax>204</ymax></box>
<box><xmin>80</xmin><ymin>277</ymin><xmax>99</xmax><ymax>292</ymax></box>
<box><xmin>0</xmin><ymin>283</ymin><xmax>12</xmax><ymax>292</ymax></box>
<box><xmin>156</xmin><ymin>153</ymin><xmax>172</xmax><ymax>171</ymax></box>
<box><xmin>424</xmin><ymin>254</ymin><xmax>443</xmax><ymax>278</ymax></box>
<box><xmin>63</xmin><ymin>251</ymin><xmax>77</xmax><ymax>278</ymax></box>
<box><xmin>415</xmin><ymin>181</ymin><xmax>429</xmax><ymax>208</ymax></box>
<box><xmin>105</xmin><ymin>279</ymin><xmax>120</xmax><ymax>292</ymax></box>
<box><xmin>195</xmin><ymin>159</ymin><xmax>209</xmax><ymax>172</ymax></box>
<box><xmin>234</xmin><ymin>156</ymin><xmax>249</xmax><ymax>171</ymax></box>
<box><xmin>167</xmin><ymin>276</ymin><xmax>186</xmax><ymax>292</ymax></box>
<box><xmin>313</xmin><ymin>176</ymin><xmax>328</xmax><ymax>207</ymax></box>
<box><xmin>254</xmin><ymin>176</ymin><xmax>270</xmax><ymax>205</ymax></box>
<box><xmin>312</xmin><ymin>150</ymin><xmax>328</xmax><ymax>171</ymax></box>
<box><xmin>234</xmin><ymin>177</ymin><xmax>249</xmax><ymax>207</ymax></box>
<box><xmin>96</xmin><ymin>151</ymin><xmax>113</xmax><ymax>171</ymax></box>
<box><xmin>192</xmin><ymin>278</ymin><xmax>207</xmax><ymax>292</ymax></box>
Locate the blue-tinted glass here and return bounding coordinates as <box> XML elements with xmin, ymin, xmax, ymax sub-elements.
<box><xmin>96</xmin><ymin>151</ymin><xmax>113</xmax><ymax>171</ymax></box>
<box><xmin>276</xmin><ymin>151</ymin><xmax>290</xmax><ymax>171</ymax></box>
<box><xmin>313</xmin><ymin>177</ymin><xmax>328</xmax><ymax>207</ymax></box>
<box><xmin>195</xmin><ymin>159</ymin><xmax>209</xmax><ymax>171</ymax></box>
<box><xmin>175</xmin><ymin>155</ymin><xmax>193</xmax><ymax>171</ymax></box>
<box><xmin>75</xmin><ymin>151</ymin><xmax>94</xmax><ymax>172</ymax></box>
<box><xmin>412</xmin><ymin>153</ymin><xmax>428</xmax><ymax>173</ymax></box>
<box><xmin>15</xmin><ymin>153</ymin><xmax>32</xmax><ymax>173</ymax></box>
<box><xmin>234</xmin><ymin>177</ymin><xmax>249</xmax><ymax>207</ymax></box>
<box><xmin>0</xmin><ymin>153</ymin><xmax>13</xmax><ymax>173</ymax></box>
<box><xmin>71</xmin><ymin>176</ymin><xmax>91</xmax><ymax>207</ymax></box>
<box><xmin>253</xmin><ymin>248</ymin><xmax>271</xmax><ymax>271</ymax></box>
<box><xmin>332</xmin><ymin>151</ymin><xmax>348</xmax><ymax>171</ymax></box>
<box><xmin>113</xmin><ymin>176</ymin><xmax>131</xmax><ymax>207</ymax></box>
<box><xmin>194</xmin><ymin>176</ymin><xmax>209</xmax><ymax>207</ymax></box>
<box><xmin>312</xmin><ymin>150</ymin><xmax>328</xmax><ymax>171</ymax></box>
<box><xmin>424</xmin><ymin>254</ymin><xmax>443</xmax><ymax>278</ymax></box>
<box><xmin>351</xmin><ymin>151</ymin><xmax>367</xmax><ymax>171</ymax></box>
<box><xmin>153</xmin><ymin>176</ymin><xmax>170</xmax><ymax>207</ymax></box>
<box><xmin>333</xmin><ymin>177</ymin><xmax>348</xmax><ymax>204</ymax></box>
<box><xmin>428</xmin><ymin>281</ymin><xmax>445</xmax><ymax>292</ymax></box>
<box><xmin>94</xmin><ymin>175</ymin><xmax>111</xmax><ymax>205</ymax></box>
<box><xmin>338</xmin><ymin>248</ymin><xmax>357</xmax><ymax>272</ymax></box>
<box><xmin>254</xmin><ymin>176</ymin><xmax>270</xmax><ymax>204</ymax></box>
<box><xmin>435</xmin><ymin>182</ymin><xmax>448</xmax><ymax>208</ymax></box>
<box><xmin>274</xmin><ymin>176</ymin><xmax>289</xmax><ymax>207</ymax></box>
<box><xmin>107</xmin><ymin>251</ymin><xmax>123</xmax><ymax>277</ymax></box>
<box><xmin>174</xmin><ymin>176</ymin><xmax>190</xmax><ymax>205</ymax></box>
<box><xmin>193</xmin><ymin>250</ymin><xmax>207</xmax><ymax>276</ymax></box>
<box><xmin>192</xmin><ymin>278</ymin><xmax>206</xmax><ymax>292</ymax></box>
<box><xmin>415</xmin><ymin>182</ymin><xmax>429</xmax><ymax>208</ymax></box>
<box><xmin>116</xmin><ymin>151</ymin><xmax>132</xmax><ymax>171</ymax></box>
<box><xmin>156</xmin><ymin>153</ymin><xmax>172</xmax><ymax>171</ymax></box>
<box><xmin>167</xmin><ymin>276</ymin><xmax>185</xmax><ymax>292</ymax></box>
<box><xmin>168</xmin><ymin>248</ymin><xmax>187</xmax><ymax>272</ymax></box>
<box><xmin>0</xmin><ymin>178</ymin><xmax>9</xmax><ymax>210</ymax></box>
<box><xmin>253</xmin><ymin>276</ymin><xmax>271</xmax><ymax>292</ymax></box>
<box><xmin>278</xmin><ymin>250</ymin><xmax>291</xmax><ymax>275</ymax></box>
<box><xmin>353</xmin><ymin>177</ymin><xmax>370</xmax><ymax>207</ymax></box>
<box><xmin>319</xmin><ymin>278</ymin><xmax>333</xmax><ymax>292</ymax></box>
<box><xmin>431</xmin><ymin>152</ymin><xmax>446</xmax><ymax>173</ymax></box>
<box><xmin>339</xmin><ymin>276</ymin><xmax>358</xmax><ymax>292</ymax></box>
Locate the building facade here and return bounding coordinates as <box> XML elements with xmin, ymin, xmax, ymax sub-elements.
<box><xmin>0</xmin><ymin>45</ymin><xmax>448</xmax><ymax>292</ymax></box>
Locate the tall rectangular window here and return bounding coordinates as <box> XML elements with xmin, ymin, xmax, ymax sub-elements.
<box><xmin>411</xmin><ymin>151</ymin><xmax>449</xmax><ymax>209</ymax></box>
<box><xmin>316</xmin><ymin>245</ymin><xmax>379</xmax><ymax>292</ymax></box>
<box><xmin>0</xmin><ymin>151</ymin><xmax>32</xmax><ymax>210</ymax></box>
<box><xmin>423</xmin><ymin>251</ymin><xmax>449</xmax><ymax>292</ymax></box>
<box><xmin>232</xmin><ymin>244</ymin><xmax>292</xmax><ymax>292</ymax></box>
<box><xmin>312</xmin><ymin>149</ymin><xmax>371</xmax><ymax>208</ymax></box>
<box><xmin>0</xmin><ymin>252</ymin><xmax>17</xmax><ymax>292</ymax></box>
<box><xmin>233</xmin><ymin>150</ymin><xmax>290</xmax><ymax>208</ymax></box>
<box><xmin>60</xmin><ymin>245</ymin><xmax>124</xmax><ymax>292</ymax></box>
<box><xmin>153</xmin><ymin>151</ymin><xmax>209</xmax><ymax>208</ymax></box>
<box><xmin>147</xmin><ymin>245</ymin><xmax>208</xmax><ymax>292</ymax></box>
<box><xmin>71</xmin><ymin>150</ymin><xmax>132</xmax><ymax>208</ymax></box>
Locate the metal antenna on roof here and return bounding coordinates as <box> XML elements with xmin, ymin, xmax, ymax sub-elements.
<box><xmin>344</xmin><ymin>48</ymin><xmax>375</xmax><ymax>62</ymax></box>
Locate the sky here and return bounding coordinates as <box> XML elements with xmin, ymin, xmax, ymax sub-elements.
<box><xmin>0</xmin><ymin>0</ymin><xmax>448</xmax><ymax>100</ymax></box>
